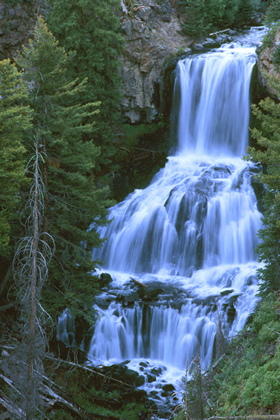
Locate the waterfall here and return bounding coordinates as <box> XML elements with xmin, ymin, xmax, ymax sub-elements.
<box><xmin>84</xmin><ymin>30</ymin><xmax>266</xmax><ymax>388</ymax></box>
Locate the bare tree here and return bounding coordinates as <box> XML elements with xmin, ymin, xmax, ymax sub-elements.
<box><xmin>3</xmin><ymin>134</ymin><xmax>54</xmax><ymax>419</ymax></box>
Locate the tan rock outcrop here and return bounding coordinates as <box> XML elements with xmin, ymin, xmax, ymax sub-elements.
<box><xmin>119</xmin><ymin>0</ymin><xmax>191</xmax><ymax>123</ymax></box>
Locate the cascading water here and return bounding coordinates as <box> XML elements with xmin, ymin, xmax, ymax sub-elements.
<box><xmin>59</xmin><ymin>27</ymin><xmax>267</xmax><ymax>416</ymax></box>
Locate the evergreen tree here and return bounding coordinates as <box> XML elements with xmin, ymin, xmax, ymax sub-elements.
<box><xmin>0</xmin><ymin>59</ymin><xmax>33</xmax><ymax>298</ymax></box>
<box><xmin>17</xmin><ymin>18</ymin><xmax>112</xmax><ymax>319</ymax></box>
<box><xmin>235</xmin><ymin>0</ymin><xmax>254</xmax><ymax>27</ymax></box>
<box><xmin>47</xmin><ymin>0</ymin><xmax>124</xmax><ymax>171</ymax></box>
<box><xmin>264</xmin><ymin>0</ymin><xmax>280</xmax><ymax>24</ymax></box>
<box><xmin>0</xmin><ymin>60</ymin><xmax>32</xmax><ymax>258</ymax></box>
<box><xmin>248</xmin><ymin>76</ymin><xmax>280</xmax><ymax>295</ymax></box>
<box><xmin>180</xmin><ymin>0</ymin><xmax>206</xmax><ymax>38</ymax></box>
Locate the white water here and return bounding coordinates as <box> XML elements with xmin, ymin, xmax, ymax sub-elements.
<box><xmin>64</xmin><ymin>29</ymin><xmax>267</xmax><ymax>396</ymax></box>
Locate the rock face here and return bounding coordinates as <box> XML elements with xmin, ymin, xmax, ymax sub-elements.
<box><xmin>0</xmin><ymin>1</ymin><xmax>40</xmax><ymax>60</ymax></box>
<box><xmin>120</xmin><ymin>0</ymin><xmax>191</xmax><ymax>123</ymax></box>
<box><xmin>257</xmin><ymin>26</ymin><xmax>280</xmax><ymax>100</ymax></box>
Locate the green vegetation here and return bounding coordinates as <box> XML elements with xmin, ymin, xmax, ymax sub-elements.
<box><xmin>0</xmin><ymin>60</ymin><xmax>32</xmax><ymax>258</ymax></box>
<box><xmin>264</xmin><ymin>0</ymin><xmax>280</xmax><ymax>24</ymax></box>
<box><xmin>248</xmin><ymin>76</ymin><xmax>280</xmax><ymax>295</ymax></box>
<box><xmin>258</xmin><ymin>0</ymin><xmax>280</xmax><ymax>52</ymax></box>
<box><xmin>43</xmin><ymin>364</ymin><xmax>155</xmax><ymax>419</ymax></box>
<box><xmin>111</xmin><ymin>122</ymin><xmax>168</xmax><ymax>200</ymax></box>
<box><xmin>16</xmin><ymin>18</ymin><xmax>113</xmax><ymax>320</ymax></box>
<box><xmin>173</xmin><ymin>294</ymin><xmax>280</xmax><ymax>418</ymax></box>
<box><xmin>179</xmin><ymin>0</ymin><xmax>268</xmax><ymax>39</ymax></box>
<box><xmin>208</xmin><ymin>294</ymin><xmax>280</xmax><ymax>416</ymax></box>
<box><xmin>46</xmin><ymin>0</ymin><xmax>124</xmax><ymax>176</ymax></box>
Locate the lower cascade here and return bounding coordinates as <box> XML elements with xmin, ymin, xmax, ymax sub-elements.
<box><xmin>59</xmin><ymin>27</ymin><xmax>266</xmax><ymax>415</ymax></box>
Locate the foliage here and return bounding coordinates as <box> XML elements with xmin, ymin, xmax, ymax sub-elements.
<box><xmin>264</xmin><ymin>0</ymin><xmax>280</xmax><ymax>24</ymax></box>
<box><xmin>248</xmin><ymin>77</ymin><xmax>280</xmax><ymax>295</ymax></box>
<box><xmin>17</xmin><ymin>18</ymin><xmax>112</xmax><ymax>320</ymax></box>
<box><xmin>46</xmin><ymin>0</ymin><xmax>124</xmax><ymax>173</ymax></box>
<box><xmin>179</xmin><ymin>0</ymin><xmax>264</xmax><ymax>38</ymax></box>
<box><xmin>261</xmin><ymin>2</ymin><xmax>280</xmax><ymax>55</ymax></box>
<box><xmin>111</xmin><ymin>122</ymin><xmax>168</xmax><ymax>200</ymax></box>
<box><xmin>272</xmin><ymin>44</ymin><xmax>280</xmax><ymax>70</ymax></box>
<box><xmin>179</xmin><ymin>0</ymin><xmax>207</xmax><ymax>38</ymax></box>
<box><xmin>183</xmin><ymin>293</ymin><xmax>280</xmax><ymax>417</ymax></box>
<box><xmin>0</xmin><ymin>60</ymin><xmax>32</xmax><ymax>259</ymax></box>
<box><xmin>260</xmin><ymin>24</ymin><xmax>279</xmax><ymax>50</ymax></box>
<box><xmin>47</xmin><ymin>366</ymin><xmax>155</xmax><ymax>419</ymax></box>
<box><xmin>234</xmin><ymin>0</ymin><xmax>254</xmax><ymax>27</ymax></box>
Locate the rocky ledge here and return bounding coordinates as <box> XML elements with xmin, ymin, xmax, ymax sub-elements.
<box><xmin>119</xmin><ymin>0</ymin><xmax>191</xmax><ymax>123</ymax></box>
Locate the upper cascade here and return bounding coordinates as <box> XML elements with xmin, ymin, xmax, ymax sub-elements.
<box><xmin>173</xmin><ymin>48</ymin><xmax>256</xmax><ymax>157</ymax></box>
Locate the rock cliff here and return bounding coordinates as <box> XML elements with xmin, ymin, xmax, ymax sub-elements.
<box><xmin>0</xmin><ymin>1</ymin><xmax>41</xmax><ymax>60</ymax></box>
<box><xmin>119</xmin><ymin>0</ymin><xmax>191</xmax><ymax>123</ymax></box>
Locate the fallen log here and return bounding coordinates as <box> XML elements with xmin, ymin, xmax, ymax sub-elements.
<box><xmin>209</xmin><ymin>28</ymin><xmax>231</xmax><ymax>36</ymax></box>
<box><xmin>45</xmin><ymin>355</ymin><xmax>135</xmax><ymax>389</ymax></box>
<box><xmin>130</xmin><ymin>277</ymin><xmax>147</xmax><ymax>288</ymax></box>
<box><xmin>42</xmin><ymin>384</ymin><xmax>88</xmax><ymax>419</ymax></box>
<box><xmin>0</xmin><ymin>393</ymin><xmax>25</xmax><ymax>420</ymax></box>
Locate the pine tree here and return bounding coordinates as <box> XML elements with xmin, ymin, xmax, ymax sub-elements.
<box><xmin>0</xmin><ymin>60</ymin><xmax>32</xmax><ymax>258</ymax></box>
<box><xmin>264</xmin><ymin>0</ymin><xmax>280</xmax><ymax>24</ymax></box>
<box><xmin>0</xmin><ymin>59</ymin><xmax>33</xmax><ymax>298</ymax></box>
<box><xmin>180</xmin><ymin>0</ymin><xmax>206</xmax><ymax>38</ymax></box>
<box><xmin>47</xmin><ymin>0</ymin><xmax>124</xmax><ymax>170</ymax></box>
<box><xmin>17</xmin><ymin>18</ymin><xmax>112</xmax><ymax>320</ymax></box>
<box><xmin>248</xmin><ymin>76</ymin><xmax>280</xmax><ymax>295</ymax></box>
<box><xmin>235</xmin><ymin>0</ymin><xmax>254</xmax><ymax>27</ymax></box>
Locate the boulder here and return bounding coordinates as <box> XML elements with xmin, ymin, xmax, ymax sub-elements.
<box><xmin>100</xmin><ymin>363</ymin><xmax>145</xmax><ymax>387</ymax></box>
<box><xmin>100</xmin><ymin>272</ymin><xmax>113</xmax><ymax>287</ymax></box>
<box><xmin>162</xmin><ymin>383</ymin><xmax>175</xmax><ymax>392</ymax></box>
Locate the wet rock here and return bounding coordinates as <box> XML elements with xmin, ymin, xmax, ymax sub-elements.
<box><xmin>193</xmin><ymin>43</ymin><xmax>203</xmax><ymax>51</ymax></box>
<box><xmin>100</xmin><ymin>272</ymin><xmax>113</xmax><ymax>286</ymax></box>
<box><xmin>162</xmin><ymin>383</ymin><xmax>175</xmax><ymax>392</ymax></box>
<box><xmin>140</xmin><ymin>361</ymin><xmax>149</xmax><ymax>367</ymax></box>
<box><xmin>151</xmin><ymin>366</ymin><xmax>164</xmax><ymax>376</ymax></box>
<box><xmin>202</xmin><ymin>39</ymin><xmax>221</xmax><ymax>49</ymax></box>
<box><xmin>245</xmin><ymin>275</ymin><xmax>256</xmax><ymax>286</ymax></box>
<box><xmin>101</xmin><ymin>364</ymin><xmax>145</xmax><ymax>387</ymax></box>
<box><xmin>139</xmin><ymin>287</ymin><xmax>164</xmax><ymax>302</ymax></box>
<box><xmin>150</xmin><ymin>390</ymin><xmax>161</xmax><ymax>400</ymax></box>
<box><xmin>220</xmin><ymin>289</ymin><xmax>234</xmax><ymax>296</ymax></box>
